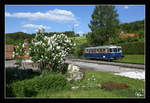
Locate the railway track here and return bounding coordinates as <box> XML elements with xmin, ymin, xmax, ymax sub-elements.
<box><xmin>68</xmin><ymin>59</ymin><xmax>145</xmax><ymax>69</ymax></box>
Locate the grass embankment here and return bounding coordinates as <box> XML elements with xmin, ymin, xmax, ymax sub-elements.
<box><xmin>113</xmin><ymin>54</ymin><xmax>145</xmax><ymax>64</ymax></box>
<box><xmin>6</xmin><ymin>68</ymin><xmax>144</xmax><ymax>98</ymax></box>
<box><xmin>36</xmin><ymin>70</ymin><xmax>144</xmax><ymax>98</ymax></box>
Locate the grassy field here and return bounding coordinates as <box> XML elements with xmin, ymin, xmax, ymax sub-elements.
<box><xmin>6</xmin><ymin>67</ymin><xmax>145</xmax><ymax>98</ymax></box>
<box><xmin>35</xmin><ymin>70</ymin><xmax>145</xmax><ymax>98</ymax></box>
<box><xmin>113</xmin><ymin>54</ymin><xmax>145</xmax><ymax>64</ymax></box>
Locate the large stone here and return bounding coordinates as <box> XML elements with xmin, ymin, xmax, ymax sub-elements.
<box><xmin>67</xmin><ymin>64</ymin><xmax>84</xmax><ymax>81</ymax></box>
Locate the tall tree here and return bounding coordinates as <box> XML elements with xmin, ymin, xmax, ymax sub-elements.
<box><xmin>88</xmin><ymin>5</ymin><xmax>120</xmax><ymax>46</ymax></box>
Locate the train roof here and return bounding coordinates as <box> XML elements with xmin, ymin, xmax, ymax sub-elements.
<box><xmin>85</xmin><ymin>45</ymin><xmax>121</xmax><ymax>49</ymax></box>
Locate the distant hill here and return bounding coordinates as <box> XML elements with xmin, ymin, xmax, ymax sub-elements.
<box><xmin>5</xmin><ymin>31</ymin><xmax>79</xmax><ymax>45</ymax></box>
<box><xmin>119</xmin><ymin>20</ymin><xmax>144</xmax><ymax>33</ymax></box>
<box><xmin>5</xmin><ymin>32</ymin><xmax>35</xmax><ymax>45</ymax></box>
<box><xmin>5</xmin><ymin>20</ymin><xmax>144</xmax><ymax>45</ymax></box>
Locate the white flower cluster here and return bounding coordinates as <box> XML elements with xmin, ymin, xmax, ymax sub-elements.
<box><xmin>87</xmin><ymin>74</ymin><xmax>96</xmax><ymax>81</ymax></box>
<box><xmin>14</xmin><ymin>43</ymin><xmax>25</xmax><ymax>57</ymax></box>
<box><xmin>135</xmin><ymin>88</ymin><xmax>144</xmax><ymax>97</ymax></box>
<box><xmin>29</xmin><ymin>31</ymin><xmax>75</xmax><ymax>71</ymax></box>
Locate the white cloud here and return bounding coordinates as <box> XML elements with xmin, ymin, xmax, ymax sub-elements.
<box><xmin>74</xmin><ymin>23</ymin><xmax>79</xmax><ymax>27</ymax></box>
<box><xmin>23</xmin><ymin>24</ymin><xmax>51</xmax><ymax>30</ymax></box>
<box><xmin>124</xmin><ymin>5</ymin><xmax>129</xmax><ymax>9</ymax></box>
<box><xmin>5</xmin><ymin>9</ymin><xmax>77</xmax><ymax>22</ymax></box>
<box><xmin>21</xmin><ymin>29</ymin><xmax>27</xmax><ymax>33</ymax></box>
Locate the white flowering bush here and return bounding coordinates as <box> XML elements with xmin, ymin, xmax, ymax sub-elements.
<box><xmin>29</xmin><ymin>28</ymin><xmax>75</xmax><ymax>73</ymax></box>
<box><xmin>14</xmin><ymin>43</ymin><xmax>26</xmax><ymax>67</ymax></box>
<box><xmin>14</xmin><ymin>43</ymin><xmax>25</xmax><ymax>58</ymax></box>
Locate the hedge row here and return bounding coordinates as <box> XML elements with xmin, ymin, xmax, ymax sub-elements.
<box><xmin>7</xmin><ymin>73</ymin><xmax>70</xmax><ymax>97</ymax></box>
<box><xmin>118</xmin><ymin>41</ymin><xmax>145</xmax><ymax>54</ymax></box>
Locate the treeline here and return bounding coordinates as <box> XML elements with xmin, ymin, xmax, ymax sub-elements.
<box><xmin>118</xmin><ymin>41</ymin><xmax>144</xmax><ymax>54</ymax></box>
<box><xmin>119</xmin><ymin>20</ymin><xmax>144</xmax><ymax>33</ymax></box>
<box><xmin>5</xmin><ymin>32</ymin><xmax>35</xmax><ymax>45</ymax></box>
<box><xmin>5</xmin><ymin>31</ymin><xmax>79</xmax><ymax>45</ymax></box>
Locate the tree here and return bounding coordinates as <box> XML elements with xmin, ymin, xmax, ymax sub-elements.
<box><xmin>137</xmin><ymin>29</ymin><xmax>144</xmax><ymax>39</ymax></box>
<box><xmin>88</xmin><ymin>5</ymin><xmax>120</xmax><ymax>46</ymax></box>
<box><xmin>76</xmin><ymin>34</ymin><xmax>80</xmax><ymax>37</ymax></box>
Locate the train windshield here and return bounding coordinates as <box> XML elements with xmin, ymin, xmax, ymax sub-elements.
<box><xmin>110</xmin><ymin>48</ymin><xmax>118</xmax><ymax>53</ymax></box>
<box><xmin>118</xmin><ymin>48</ymin><xmax>122</xmax><ymax>52</ymax></box>
<box><xmin>113</xmin><ymin>48</ymin><xmax>117</xmax><ymax>52</ymax></box>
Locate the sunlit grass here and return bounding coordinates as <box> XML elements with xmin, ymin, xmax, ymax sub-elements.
<box><xmin>114</xmin><ymin>54</ymin><xmax>145</xmax><ymax>64</ymax></box>
<box><xmin>36</xmin><ymin>70</ymin><xmax>145</xmax><ymax>98</ymax></box>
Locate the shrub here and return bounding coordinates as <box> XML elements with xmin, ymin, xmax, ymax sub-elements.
<box><xmin>6</xmin><ymin>84</ymin><xmax>15</xmax><ymax>97</ymax></box>
<box><xmin>8</xmin><ymin>73</ymin><xmax>70</xmax><ymax>97</ymax></box>
<box><xmin>118</xmin><ymin>41</ymin><xmax>145</xmax><ymax>55</ymax></box>
<box><xmin>6</xmin><ymin>67</ymin><xmax>40</xmax><ymax>84</ymax></box>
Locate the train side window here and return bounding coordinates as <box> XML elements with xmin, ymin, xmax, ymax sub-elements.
<box><xmin>106</xmin><ymin>49</ymin><xmax>108</xmax><ymax>53</ymax></box>
<box><xmin>97</xmin><ymin>49</ymin><xmax>99</xmax><ymax>53</ymax></box>
<box><xmin>107</xmin><ymin>49</ymin><xmax>110</xmax><ymax>53</ymax></box>
<box><xmin>86</xmin><ymin>49</ymin><xmax>88</xmax><ymax>53</ymax></box>
<box><xmin>110</xmin><ymin>49</ymin><xmax>112</xmax><ymax>52</ymax></box>
<box><xmin>102</xmin><ymin>49</ymin><xmax>104</xmax><ymax>53</ymax></box>
<box><xmin>104</xmin><ymin>49</ymin><xmax>106</xmax><ymax>53</ymax></box>
<box><xmin>99</xmin><ymin>49</ymin><xmax>101</xmax><ymax>53</ymax></box>
<box><xmin>100</xmin><ymin>49</ymin><xmax>102</xmax><ymax>53</ymax></box>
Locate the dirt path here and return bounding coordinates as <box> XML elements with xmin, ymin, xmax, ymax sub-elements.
<box><xmin>65</xmin><ymin>60</ymin><xmax>145</xmax><ymax>80</ymax></box>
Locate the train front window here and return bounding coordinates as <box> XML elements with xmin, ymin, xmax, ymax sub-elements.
<box><xmin>118</xmin><ymin>48</ymin><xmax>122</xmax><ymax>52</ymax></box>
<box><xmin>113</xmin><ymin>48</ymin><xmax>117</xmax><ymax>52</ymax></box>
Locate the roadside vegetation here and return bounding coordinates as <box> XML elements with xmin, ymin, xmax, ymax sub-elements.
<box><xmin>114</xmin><ymin>54</ymin><xmax>145</xmax><ymax>64</ymax></box>
<box><xmin>6</xmin><ymin>68</ymin><xmax>144</xmax><ymax>98</ymax></box>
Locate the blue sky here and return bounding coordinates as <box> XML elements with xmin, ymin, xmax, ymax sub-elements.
<box><xmin>5</xmin><ymin>5</ymin><xmax>145</xmax><ymax>36</ymax></box>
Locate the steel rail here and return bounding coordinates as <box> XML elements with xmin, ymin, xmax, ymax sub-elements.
<box><xmin>69</xmin><ymin>59</ymin><xmax>145</xmax><ymax>69</ymax></box>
